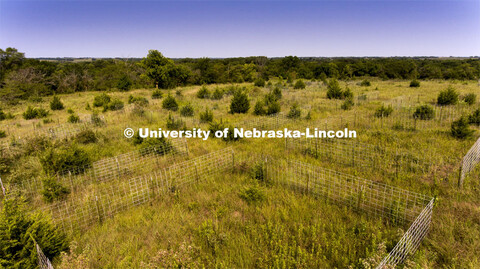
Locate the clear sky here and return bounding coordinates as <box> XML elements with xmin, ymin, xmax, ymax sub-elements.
<box><xmin>0</xmin><ymin>0</ymin><xmax>479</xmax><ymax>58</ymax></box>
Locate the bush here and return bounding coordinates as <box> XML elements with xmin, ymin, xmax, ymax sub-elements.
<box><xmin>230</xmin><ymin>90</ymin><xmax>250</xmax><ymax>114</ymax></box>
<box><xmin>42</xmin><ymin>176</ymin><xmax>70</xmax><ymax>202</ymax></box>
<box><xmin>360</xmin><ymin>79</ymin><xmax>371</xmax><ymax>87</ymax></box>
<box><xmin>272</xmin><ymin>87</ymin><xmax>282</xmax><ymax>100</ymax></box>
<box><xmin>208</xmin><ymin>120</ymin><xmax>238</xmax><ymax>142</ymax></box>
<box><xmin>128</xmin><ymin>95</ymin><xmax>149</xmax><ymax>106</ymax></box>
<box><xmin>253</xmin><ymin>100</ymin><xmax>266</xmax><ymax>116</ymax></box>
<box><xmin>451</xmin><ymin>116</ymin><xmax>473</xmax><ymax>139</ymax></box>
<box><xmin>67</xmin><ymin>108</ymin><xmax>74</xmax><ymax>114</ymax></box>
<box><xmin>166</xmin><ymin>113</ymin><xmax>186</xmax><ymax>130</ymax></box>
<box><xmin>410</xmin><ymin>79</ymin><xmax>420</xmax><ymax>87</ymax></box>
<box><xmin>152</xmin><ymin>89</ymin><xmax>163</xmax><ymax>99</ymax></box>
<box><xmin>374</xmin><ymin>105</ymin><xmax>393</xmax><ymax>118</ymax></box>
<box><xmin>211</xmin><ymin>88</ymin><xmax>224</xmax><ymax>100</ymax></box>
<box><xmin>287</xmin><ymin>104</ymin><xmax>301</xmax><ymax>119</ymax></box>
<box><xmin>343</xmin><ymin>88</ymin><xmax>353</xmax><ymax>99</ymax></box>
<box><xmin>199</xmin><ymin>107</ymin><xmax>214</xmax><ymax>123</ymax></box>
<box><xmin>162</xmin><ymin>94</ymin><xmax>179</xmax><ymax>111</ymax></box>
<box><xmin>341</xmin><ymin>98</ymin><xmax>354</xmax><ymax>110</ymax></box>
<box><xmin>468</xmin><ymin>109</ymin><xmax>480</xmax><ymax>125</ymax></box>
<box><xmin>40</xmin><ymin>144</ymin><xmax>91</xmax><ymax>174</ymax></box>
<box><xmin>437</xmin><ymin>86</ymin><xmax>459</xmax><ymax>105</ymax></box>
<box><xmin>239</xmin><ymin>186</ymin><xmax>266</xmax><ymax>205</ymax></box>
<box><xmin>293</xmin><ymin>79</ymin><xmax>306</xmax><ymax>89</ymax></box>
<box><xmin>0</xmin><ymin>130</ymin><xmax>6</xmax><ymax>138</ymax></box>
<box><xmin>266</xmin><ymin>100</ymin><xmax>281</xmax><ymax>115</ymax></box>
<box><xmin>104</xmin><ymin>99</ymin><xmax>124</xmax><ymax>112</ymax></box>
<box><xmin>254</xmin><ymin>78</ymin><xmax>265</xmax><ymax>87</ymax></box>
<box><xmin>23</xmin><ymin>106</ymin><xmax>49</xmax><ymax>119</ymax></box>
<box><xmin>0</xmin><ymin>109</ymin><xmax>5</xmax><ymax>121</ymax></box>
<box><xmin>196</xmin><ymin>86</ymin><xmax>210</xmax><ymax>99</ymax></box>
<box><xmin>463</xmin><ymin>93</ymin><xmax>476</xmax><ymax>106</ymax></box>
<box><xmin>91</xmin><ymin>112</ymin><xmax>105</xmax><ymax>126</ymax></box>
<box><xmin>326</xmin><ymin>79</ymin><xmax>344</xmax><ymax>99</ymax></box>
<box><xmin>93</xmin><ymin>93</ymin><xmax>111</xmax><ymax>107</ymax></box>
<box><xmin>0</xmin><ymin>198</ymin><xmax>69</xmax><ymax>268</ymax></box>
<box><xmin>50</xmin><ymin>96</ymin><xmax>64</xmax><ymax>110</ymax></box>
<box><xmin>180</xmin><ymin>103</ymin><xmax>195</xmax><ymax>117</ymax></box>
<box><xmin>117</xmin><ymin>74</ymin><xmax>132</xmax><ymax>91</ymax></box>
<box><xmin>413</xmin><ymin>105</ymin><xmax>435</xmax><ymax>120</ymax></box>
<box><xmin>75</xmin><ymin>129</ymin><xmax>97</xmax><ymax>144</ymax></box>
<box><xmin>305</xmin><ymin>111</ymin><xmax>312</xmax><ymax>120</ymax></box>
<box><xmin>67</xmin><ymin>114</ymin><xmax>80</xmax><ymax>123</ymax></box>
<box><xmin>137</xmin><ymin>137</ymin><xmax>173</xmax><ymax>155</ymax></box>
<box><xmin>250</xmin><ymin>162</ymin><xmax>265</xmax><ymax>182</ymax></box>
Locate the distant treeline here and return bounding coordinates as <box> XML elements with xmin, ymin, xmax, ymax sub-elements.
<box><xmin>1</xmin><ymin>47</ymin><xmax>479</xmax><ymax>103</ymax></box>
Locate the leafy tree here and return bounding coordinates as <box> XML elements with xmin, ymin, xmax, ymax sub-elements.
<box><xmin>413</xmin><ymin>105</ymin><xmax>434</xmax><ymax>120</ymax></box>
<box><xmin>230</xmin><ymin>90</ymin><xmax>250</xmax><ymax>114</ymax></box>
<box><xmin>50</xmin><ymin>96</ymin><xmax>64</xmax><ymax>110</ymax></box>
<box><xmin>463</xmin><ymin>93</ymin><xmax>476</xmax><ymax>106</ymax></box>
<box><xmin>293</xmin><ymin>79</ymin><xmax>306</xmax><ymax>89</ymax></box>
<box><xmin>180</xmin><ymin>103</ymin><xmax>194</xmax><ymax>117</ymax></box>
<box><xmin>162</xmin><ymin>94</ymin><xmax>179</xmax><ymax>111</ymax></box>
<box><xmin>437</xmin><ymin>86</ymin><xmax>459</xmax><ymax>106</ymax></box>
<box><xmin>142</xmin><ymin>50</ymin><xmax>185</xmax><ymax>89</ymax></box>
<box><xmin>117</xmin><ymin>74</ymin><xmax>132</xmax><ymax>91</ymax></box>
<box><xmin>451</xmin><ymin>116</ymin><xmax>473</xmax><ymax>139</ymax></box>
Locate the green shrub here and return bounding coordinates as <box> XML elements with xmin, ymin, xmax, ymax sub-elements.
<box><xmin>326</xmin><ymin>79</ymin><xmax>344</xmax><ymax>99</ymax></box>
<box><xmin>239</xmin><ymin>186</ymin><xmax>266</xmax><ymax>205</ymax></box>
<box><xmin>211</xmin><ymin>88</ymin><xmax>224</xmax><ymax>100</ymax></box>
<box><xmin>468</xmin><ymin>109</ymin><xmax>480</xmax><ymax>125</ymax></box>
<box><xmin>152</xmin><ymin>89</ymin><xmax>163</xmax><ymax>99</ymax></box>
<box><xmin>75</xmin><ymin>129</ymin><xmax>97</xmax><ymax>144</ymax></box>
<box><xmin>413</xmin><ymin>105</ymin><xmax>434</xmax><ymax>120</ymax></box>
<box><xmin>91</xmin><ymin>112</ymin><xmax>105</xmax><ymax>126</ymax></box>
<box><xmin>250</xmin><ymin>162</ymin><xmax>265</xmax><ymax>182</ymax></box>
<box><xmin>40</xmin><ymin>144</ymin><xmax>91</xmax><ymax>174</ymax></box>
<box><xmin>305</xmin><ymin>111</ymin><xmax>312</xmax><ymax>120</ymax></box>
<box><xmin>343</xmin><ymin>88</ymin><xmax>353</xmax><ymax>99</ymax></box>
<box><xmin>200</xmin><ymin>108</ymin><xmax>214</xmax><ymax>123</ymax></box>
<box><xmin>294</xmin><ymin>79</ymin><xmax>306</xmax><ymax>89</ymax></box>
<box><xmin>117</xmin><ymin>74</ymin><xmax>132</xmax><ymax>91</ymax></box>
<box><xmin>103</xmin><ymin>99</ymin><xmax>124</xmax><ymax>112</ymax></box>
<box><xmin>128</xmin><ymin>95</ymin><xmax>149</xmax><ymax>106</ymax></box>
<box><xmin>360</xmin><ymin>79</ymin><xmax>371</xmax><ymax>87</ymax></box>
<box><xmin>253</xmin><ymin>101</ymin><xmax>266</xmax><ymax>116</ymax></box>
<box><xmin>437</xmin><ymin>86</ymin><xmax>459</xmax><ymax>105</ymax></box>
<box><xmin>0</xmin><ymin>109</ymin><xmax>5</xmax><ymax>121</ymax></box>
<box><xmin>254</xmin><ymin>78</ymin><xmax>265</xmax><ymax>87</ymax></box>
<box><xmin>22</xmin><ymin>106</ymin><xmax>49</xmax><ymax>119</ymax></box>
<box><xmin>208</xmin><ymin>120</ymin><xmax>238</xmax><ymax>142</ymax></box>
<box><xmin>266</xmin><ymin>100</ymin><xmax>281</xmax><ymax>115</ymax></box>
<box><xmin>463</xmin><ymin>93</ymin><xmax>476</xmax><ymax>106</ymax></box>
<box><xmin>272</xmin><ymin>87</ymin><xmax>282</xmax><ymax>100</ymax></box>
<box><xmin>42</xmin><ymin>177</ymin><xmax>70</xmax><ymax>203</ymax></box>
<box><xmin>0</xmin><ymin>198</ymin><xmax>69</xmax><ymax>268</ymax></box>
<box><xmin>85</xmin><ymin>103</ymin><xmax>91</xmax><ymax>110</ymax></box>
<box><xmin>341</xmin><ymin>98</ymin><xmax>354</xmax><ymax>110</ymax></box>
<box><xmin>196</xmin><ymin>86</ymin><xmax>210</xmax><ymax>99</ymax></box>
<box><xmin>93</xmin><ymin>93</ymin><xmax>111</xmax><ymax>107</ymax></box>
<box><xmin>180</xmin><ymin>103</ymin><xmax>194</xmax><ymax>117</ymax></box>
<box><xmin>67</xmin><ymin>114</ymin><xmax>80</xmax><ymax>123</ymax></box>
<box><xmin>162</xmin><ymin>94</ymin><xmax>179</xmax><ymax>111</ymax></box>
<box><xmin>287</xmin><ymin>104</ymin><xmax>301</xmax><ymax>119</ymax></box>
<box><xmin>374</xmin><ymin>105</ymin><xmax>393</xmax><ymax>118</ymax></box>
<box><xmin>50</xmin><ymin>96</ymin><xmax>64</xmax><ymax>110</ymax></box>
<box><xmin>138</xmin><ymin>137</ymin><xmax>173</xmax><ymax>155</ymax></box>
<box><xmin>230</xmin><ymin>90</ymin><xmax>250</xmax><ymax>114</ymax></box>
<box><xmin>451</xmin><ymin>116</ymin><xmax>474</xmax><ymax>139</ymax></box>
<box><xmin>166</xmin><ymin>113</ymin><xmax>185</xmax><ymax>130</ymax></box>
<box><xmin>0</xmin><ymin>130</ymin><xmax>6</xmax><ymax>138</ymax></box>
<box><xmin>67</xmin><ymin>108</ymin><xmax>74</xmax><ymax>114</ymax></box>
<box><xmin>409</xmin><ymin>79</ymin><xmax>420</xmax><ymax>87</ymax></box>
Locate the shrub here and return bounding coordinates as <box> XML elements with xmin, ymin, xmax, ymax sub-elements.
<box><xmin>272</xmin><ymin>87</ymin><xmax>282</xmax><ymax>100</ymax></box>
<box><xmin>180</xmin><ymin>103</ymin><xmax>194</xmax><ymax>117</ymax></box>
<box><xmin>211</xmin><ymin>88</ymin><xmax>224</xmax><ymax>100</ymax></box>
<box><xmin>341</xmin><ymin>98</ymin><xmax>354</xmax><ymax>110</ymax></box>
<box><xmin>104</xmin><ymin>99</ymin><xmax>124</xmax><ymax>112</ymax></box>
<box><xmin>293</xmin><ymin>79</ymin><xmax>306</xmax><ymax>89</ymax></box>
<box><xmin>0</xmin><ymin>109</ymin><xmax>5</xmax><ymax>121</ymax></box>
<box><xmin>93</xmin><ymin>93</ymin><xmax>111</xmax><ymax>107</ymax></box>
<box><xmin>360</xmin><ymin>79</ymin><xmax>371</xmax><ymax>87</ymax></box>
<box><xmin>468</xmin><ymin>109</ymin><xmax>480</xmax><ymax>125</ymax></box>
<box><xmin>40</xmin><ymin>144</ymin><xmax>91</xmax><ymax>174</ymax></box>
<box><xmin>305</xmin><ymin>111</ymin><xmax>312</xmax><ymax>120</ymax></box>
<box><xmin>67</xmin><ymin>114</ymin><xmax>80</xmax><ymax>123</ymax></box>
<box><xmin>208</xmin><ymin>120</ymin><xmax>238</xmax><ymax>142</ymax></box>
<box><xmin>437</xmin><ymin>86</ymin><xmax>459</xmax><ymax>106</ymax></box>
<box><xmin>196</xmin><ymin>86</ymin><xmax>210</xmax><ymax>99</ymax></box>
<box><xmin>409</xmin><ymin>79</ymin><xmax>420</xmax><ymax>87</ymax></box>
<box><xmin>128</xmin><ymin>95</ymin><xmax>149</xmax><ymax>106</ymax></box>
<box><xmin>239</xmin><ymin>186</ymin><xmax>266</xmax><ymax>205</ymax></box>
<box><xmin>287</xmin><ymin>104</ymin><xmax>301</xmax><ymax>119</ymax></box>
<box><xmin>162</xmin><ymin>94</ymin><xmax>179</xmax><ymax>111</ymax></box>
<box><xmin>343</xmin><ymin>87</ymin><xmax>353</xmax><ymax>99</ymax></box>
<box><xmin>463</xmin><ymin>93</ymin><xmax>476</xmax><ymax>106</ymax></box>
<box><xmin>230</xmin><ymin>90</ymin><xmax>250</xmax><ymax>114</ymax></box>
<box><xmin>22</xmin><ymin>106</ymin><xmax>49</xmax><ymax>119</ymax></box>
<box><xmin>374</xmin><ymin>105</ymin><xmax>393</xmax><ymax>118</ymax></box>
<box><xmin>254</xmin><ymin>78</ymin><xmax>265</xmax><ymax>87</ymax></box>
<box><xmin>67</xmin><ymin>108</ymin><xmax>74</xmax><ymax>114</ymax></box>
<box><xmin>451</xmin><ymin>116</ymin><xmax>474</xmax><ymax>139</ymax></box>
<box><xmin>138</xmin><ymin>137</ymin><xmax>173</xmax><ymax>155</ymax></box>
<box><xmin>117</xmin><ymin>74</ymin><xmax>132</xmax><ymax>91</ymax></box>
<box><xmin>85</xmin><ymin>103</ymin><xmax>91</xmax><ymax>110</ymax></box>
<box><xmin>326</xmin><ymin>79</ymin><xmax>344</xmax><ymax>99</ymax></box>
<box><xmin>166</xmin><ymin>113</ymin><xmax>185</xmax><ymax>130</ymax></box>
<box><xmin>250</xmin><ymin>162</ymin><xmax>265</xmax><ymax>182</ymax></box>
<box><xmin>91</xmin><ymin>112</ymin><xmax>105</xmax><ymax>126</ymax></box>
<box><xmin>152</xmin><ymin>89</ymin><xmax>163</xmax><ymax>99</ymax></box>
<box><xmin>75</xmin><ymin>129</ymin><xmax>97</xmax><ymax>144</ymax></box>
<box><xmin>413</xmin><ymin>105</ymin><xmax>435</xmax><ymax>120</ymax></box>
<box><xmin>50</xmin><ymin>96</ymin><xmax>64</xmax><ymax>110</ymax></box>
<box><xmin>0</xmin><ymin>130</ymin><xmax>5</xmax><ymax>138</ymax></box>
<box><xmin>199</xmin><ymin>108</ymin><xmax>214</xmax><ymax>123</ymax></box>
<box><xmin>266</xmin><ymin>100</ymin><xmax>281</xmax><ymax>115</ymax></box>
<box><xmin>253</xmin><ymin>101</ymin><xmax>266</xmax><ymax>116</ymax></box>
<box><xmin>42</xmin><ymin>176</ymin><xmax>70</xmax><ymax>202</ymax></box>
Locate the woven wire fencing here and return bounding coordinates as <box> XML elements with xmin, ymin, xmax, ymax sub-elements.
<box><xmin>9</xmin><ymin>138</ymin><xmax>188</xmax><ymax>198</ymax></box>
<box><xmin>234</xmin><ymin>112</ymin><xmax>289</xmax><ymax>130</ymax></box>
<box><xmin>42</xmin><ymin>147</ymin><xmax>233</xmax><ymax>234</ymax></box>
<box><xmin>253</xmin><ymin>157</ymin><xmax>434</xmax><ymax>268</ymax></box>
<box><xmin>285</xmin><ymin>138</ymin><xmax>436</xmax><ymax>179</ymax></box>
<box><xmin>459</xmin><ymin>137</ymin><xmax>480</xmax><ymax>187</ymax></box>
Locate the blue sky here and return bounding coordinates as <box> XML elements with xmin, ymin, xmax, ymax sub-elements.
<box><xmin>0</xmin><ymin>0</ymin><xmax>479</xmax><ymax>58</ymax></box>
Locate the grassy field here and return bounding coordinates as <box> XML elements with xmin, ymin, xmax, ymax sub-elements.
<box><xmin>1</xmin><ymin>79</ymin><xmax>480</xmax><ymax>268</ymax></box>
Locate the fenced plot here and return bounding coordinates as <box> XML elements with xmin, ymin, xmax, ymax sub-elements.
<box><xmin>459</xmin><ymin>137</ymin><xmax>480</xmax><ymax>187</ymax></box>
<box><xmin>43</xmin><ymin>147</ymin><xmax>233</xmax><ymax>234</ymax></box>
<box><xmin>234</xmin><ymin>112</ymin><xmax>289</xmax><ymax>130</ymax></box>
<box><xmin>285</xmin><ymin>137</ymin><xmax>436</xmax><ymax>179</ymax></box>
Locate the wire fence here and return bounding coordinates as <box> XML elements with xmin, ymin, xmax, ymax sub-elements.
<box><xmin>459</xmin><ymin>137</ymin><xmax>480</xmax><ymax>187</ymax></box>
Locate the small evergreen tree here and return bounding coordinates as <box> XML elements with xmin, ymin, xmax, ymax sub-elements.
<box><xmin>360</xmin><ymin>79</ymin><xmax>371</xmax><ymax>87</ymax></box>
<box><xmin>266</xmin><ymin>100</ymin><xmax>281</xmax><ymax>115</ymax></box>
<box><xmin>326</xmin><ymin>79</ymin><xmax>343</xmax><ymax>99</ymax></box>
<box><xmin>463</xmin><ymin>93</ymin><xmax>476</xmax><ymax>106</ymax></box>
<box><xmin>196</xmin><ymin>86</ymin><xmax>210</xmax><ymax>99</ymax></box>
<box><xmin>451</xmin><ymin>116</ymin><xmax>473</xmax><ymax>139</ymax></box>
<box><xmin>413</xmin><ymin>105</ymin><xmax>434</xmax><ymax>120</ymax></box>
<box><xmin>293</xmin><ymin>80</ymin><xmax>306</xmax><ymax>89</ymax></box>
<box><xmin>211</xmin><ymin>88</ymin><xmax>224</xmax><ymax>100</ymax></box>
<box><xmin>162</xmin><ymin>94</ymin><xmax>179</xmax><ymax>111</ymax></box>
<box><xmin>42</xmin><ymin>176</ymin><xmax>71</xmax><ymax>202</ymax></box>
<box><xmin>180</xmin><ymin>103</ymin><xmax>194</xmax><ymax>117</ymax></box>
<box><xmin>199</xmin><ymin>107</ymin><xmax>214</xmax><ymax>123</ymax></box>
<box><xmin>341</xmin><ymin>97</ymin><xmax>354</xmax><ymax>110</ymax></box>
<box><xmin>254</xmin><ymin>78</ymin><xmax>265</xmax><ymax>87</ymax></box>
<box><xmin>230</xmin><ymin>90</ymin><xmax>250</xmax><ymax>114</ymax></box>
<box><xmin>287</xmin><ymin>104</ymin><xmax>301</xmax><ymax>119</ymax></box>
<box><xmin>272</xmin><ymin>87</ymin><xmax>282</xmax><ymax>100</ymax></box>
<box><xmin>409</xmin><ymin>79</ymin><xmax>420</xmax><ymax>87</ymax></box>
<box><xmin>117</xmin><ymin>74</ymin><xmax>132</xmax><ymax>91</ymax></box>
<box><xmin>93</xmin><ymin>93</ymin><xmax>111</xmax><ymax>107</ymax></box>
<box><xmin>50</xmin><ymin>96</ymin><xmax>64</xmax><ymax>110</ymax></box>
<box><xmin>468</xmin><ymin>109</ymin><xmax>480</xmax><ymax>125</ymax></box>
<box><xmin>374</xmin><ymin>105</ymin><xmax>393</xmax><ymax>118</ymax></box>
<box><xmin>437</xmin><ymin>86</ymin><xmax>459</xmax><ymax>105</ymax></box>
<box><xmin>253</xmin><ymin>100</ymin><xmax>266</xmax><ymax>116</ymax></box>
<box><xmin>152</xmin><ymin>89</ymin><xmax>163</xmax><ymax>99</ymax></box>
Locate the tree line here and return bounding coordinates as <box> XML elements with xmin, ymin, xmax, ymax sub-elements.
<box><xmin>1</xmin><ymin>47</ymin><xmax>479</xmax><ymax>103</ymax></box>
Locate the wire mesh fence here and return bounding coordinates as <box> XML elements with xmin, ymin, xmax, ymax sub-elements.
<box><xmin>459</xmin><ymin>137</ymin><xmax>480</xmax><ymax>187</ymax></box>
